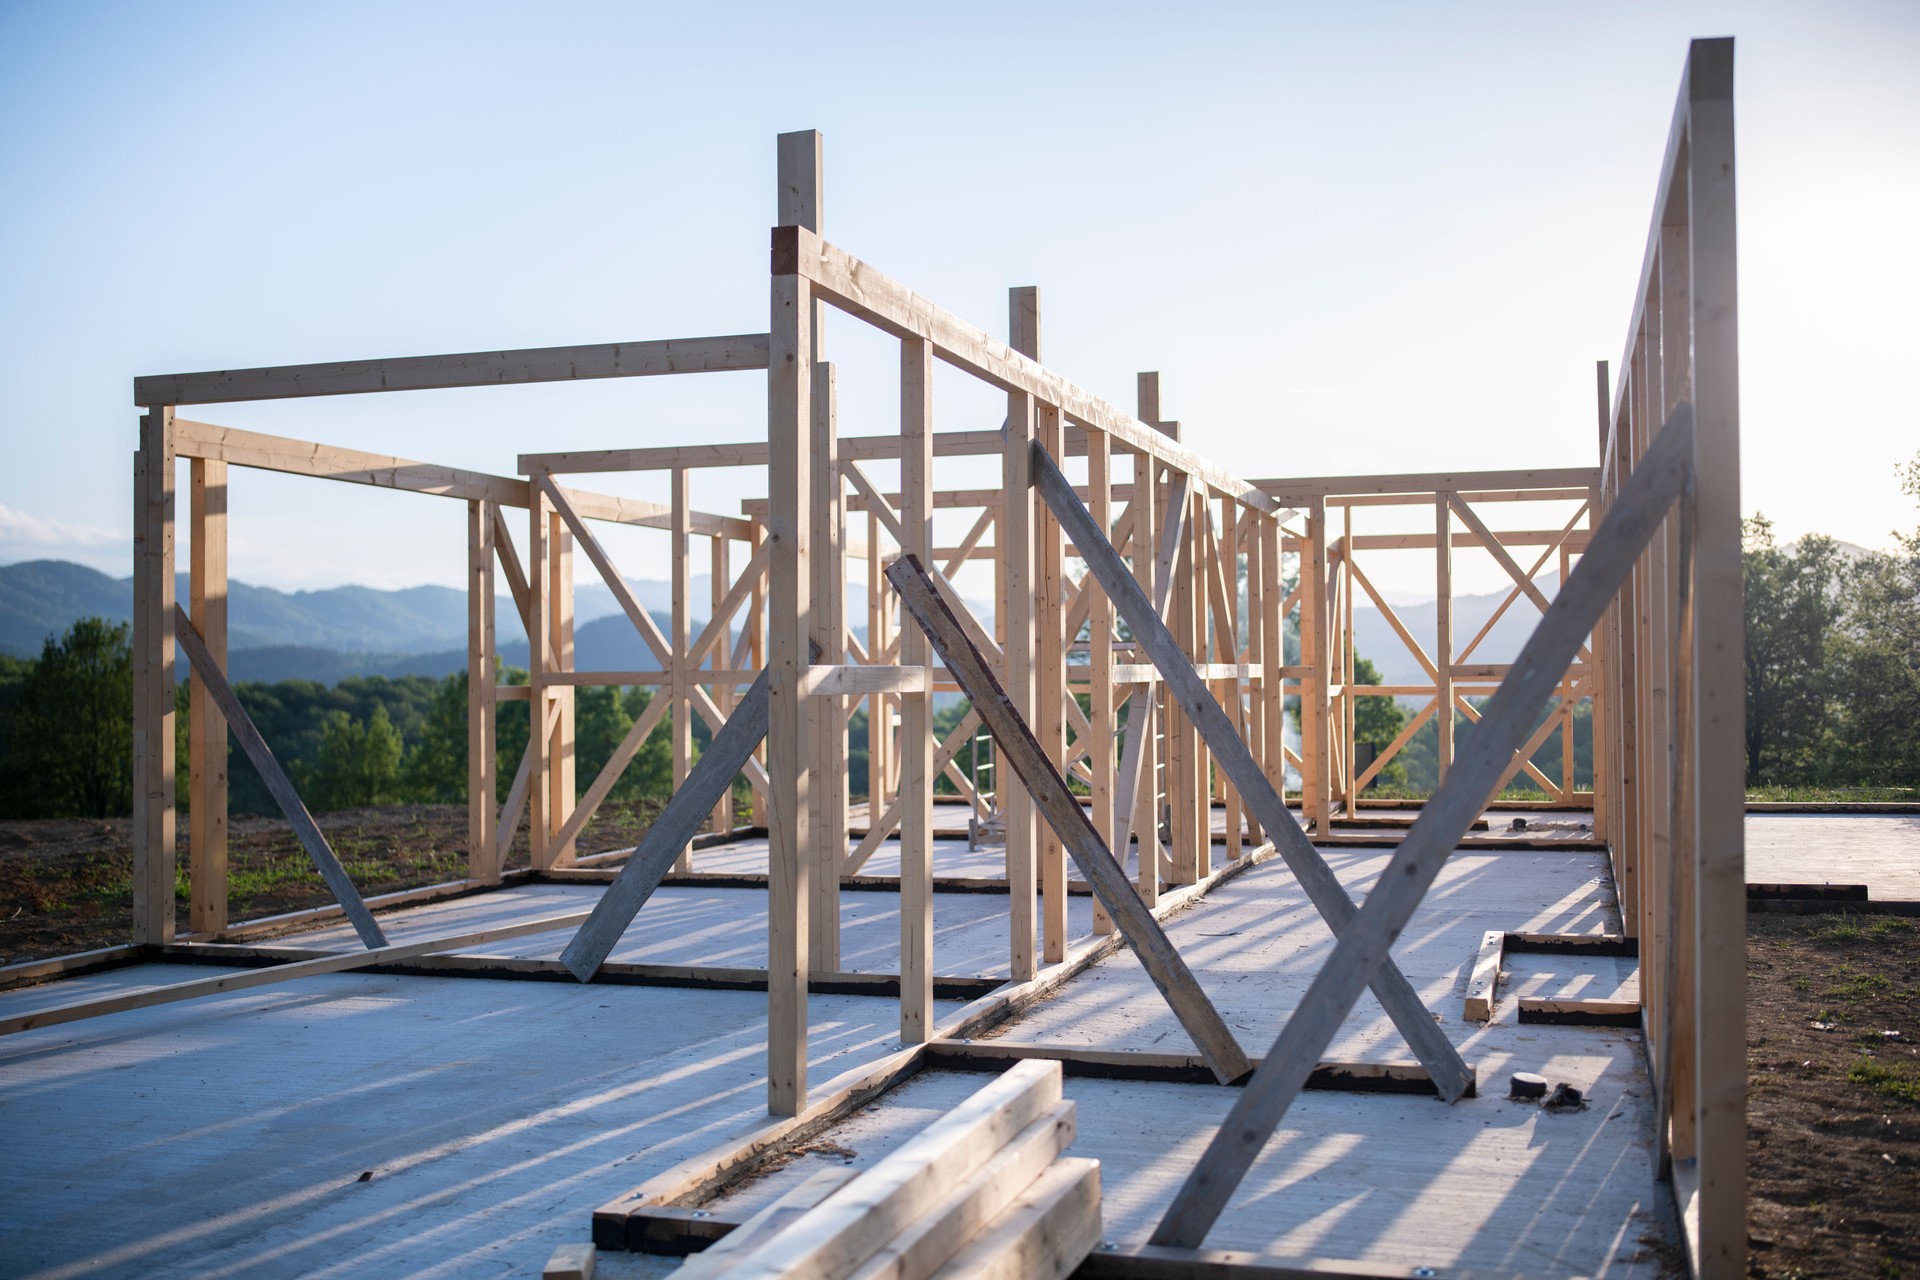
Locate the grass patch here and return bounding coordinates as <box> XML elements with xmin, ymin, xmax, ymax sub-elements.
<box><xmin>1824</xmin><ymin>965</ymin><xmax>1893</xmax><ymax>1001</ymax></box>
<box><xmin>1746</xmin><ymin>785</ymin><xmax>1919</xmax><ymax>803</ymax></box>
<box><xmin>1849</xmin><ymin>1056</ymin><xmax>1920</xmax><ymax>1105</ymax></box>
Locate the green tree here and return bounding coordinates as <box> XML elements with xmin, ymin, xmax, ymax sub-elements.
<box><xmin>4</xmin><ymin>618</ymin><xmax>134</xmax><ymax>818</ymax></box>
<box><xmin>1829</xmin><ymin>454</ymin><xmax>1920</xmax><ymax>788</ymax></box>
<box><xmin>1349</xmin><ymin>655</ymin><xmax>1408</xmax><ymax>789</ymax></box>
<box><xmin>404</xmin><ymin>671</ymin><xmax>471</xmax><ymax>803</ymax></box>
<box><xmin>304</xmin><ymin>703</ymin><xmax>403</xmax><ymax>809</ymax></box>
<box><xmin>1742</xmin><ymin>514</ymin><xmax>1847</xmax><ymax>784</ymax></box>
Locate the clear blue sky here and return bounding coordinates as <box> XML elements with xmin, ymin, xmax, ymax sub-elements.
<box><xmin>1</xmin><ymin>0</ymin><xmax>1915</xmax><ymax>599</ymax></box>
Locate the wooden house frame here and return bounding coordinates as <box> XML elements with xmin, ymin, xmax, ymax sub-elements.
<box><xmin>87</xmin><ymin>36</ymin><xmax>1746</xmax><ymax>1278</ymax></box>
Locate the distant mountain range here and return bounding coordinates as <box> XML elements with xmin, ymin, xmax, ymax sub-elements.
<box><xmin>0</xmin><ymin>559</ymin><xmax>700</xmax><ymax>682</ymax></box>
<box><xmin>4</xmin><ymin>556</ymin><xmax>1566</xmax><ymax>690</ymax></box>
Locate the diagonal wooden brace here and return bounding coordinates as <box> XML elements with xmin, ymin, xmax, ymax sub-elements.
<box><xmin>560</xmin><ymin>666</ymin><xmax>775</xmax><ymax>981</ymax></box>
<box><xmin>886</xmin><ymin>553</ymin><xmax>1253</xmax><ymax>1084</ymax></box>
<box><xmin>1151</xmin><ymin>403</ymin><xmax>1696</xmax><ymax>1248</ymax></box>
<box><xmin>1029</xmin><ymin>442</ymin><xmax>1473</xmax><ymax>1104</ymax></box>
<box><xmin>174</xmin><ymin>604</ymin><xmax>386</xmax><ymax>949</ymax></box>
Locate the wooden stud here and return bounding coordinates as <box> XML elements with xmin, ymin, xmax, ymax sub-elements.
<box><xmin>131</xmin><ymin>407</ymin><xmax>176</xmax><ymax>946</ymax></box>
<box><xmin>1435</xmin><ymin>493</ymin><xmax>1455</xmax><ymax>785</ymax></box>
<box><xmin>1088</xmin><ymin>431</ymin><xmax>1116</xmax><ymax>937</ymax></box>
<box><xmin>900</xmin><ymin>336</ymin><xmax>936</xmax><ymax>1042</ymax></box>
<box><xmin>188</xmin><ymin>457</ymin><xmax>228</xmax><ymax>933</ymax></box>
<box><xmin>1004</xmin><ymin>286</ymin><xmax>1039</xmax><ymax>981</ymax></box>
<box><xmin>468</xmin><ymin>499</ymin><xmax>498</xmax><ymax>881</ymax></box>
<box><xmin>767</xmin><ymin>239</ymin><xmax>815</xmax><ymax>1117</ymax></box>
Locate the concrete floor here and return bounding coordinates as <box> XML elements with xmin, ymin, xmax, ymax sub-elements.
<box><xmin>1</xmin><ymin>813</ymin><xmax>1909</xmax><ymax>1277</ymax></box>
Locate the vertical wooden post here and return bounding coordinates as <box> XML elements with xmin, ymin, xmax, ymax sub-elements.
<box><xmin>1167</xmin><ymin>480</ymin><xmax>1198</xmax><ymax>885</ymax></box>
<box><xmin>528</xmin><ymin>472</ymin><xmax>551</xmax><ymax>871</ymax></box>
<box><xmin>1435</xmin><ymin>493</ymin><xmax>1455</xmax><ymax>786</ymax></box>
<box><xmin>709</xmin><ymin>534</ymin><xmax>731</xmax><ymax>836</ymax></box>
<box><xmin>1260</xmin><ymin>513</ymin><xmax>1285</xmax><ymax>809</ymax></box>
<box><xmin>749</xmin><ymin>518</ymin><xmax>769</xmax><ymax>830</ymax></box>
<box><xmin>1003</xmin><ymin>285</ymin><xmax>1040</xmax><ymax>981</ymax></box>
<box><xmin>1683</xmin><ymin>43</ymin><xmax>1745</xmax><ymax>1271</ymax></box>
<box><xmin>188</xmin><ymin>456</ymin><xmax>227</xmax><ymax>933</ymax></box>
<box><xmin>899</xmin><ymin>336</ymin><xmax>935</xmax><ymax>1041</ymax></box>
<box><xmin>1131</xmin><ymin>398</ymin><xmax>1161</xmax><ymax>906</ymax></box>
<box><xmin>671</xmin><ymin>467</ymin><xmax>695</xmax><ymax>873</ymax></box>
<box><xmin>1035</xmin><ymin>395</ymin><xmax>1067</xmax><ymax>964</ymax></box>
<box><xmin>1088</xmin><ymin>430</ymin><xmax>1116</xmax><ymax>936</ymax></box>
<box><xmin>468</xmin><ymin>499</ymin><xmax>497</xmax><ymax>882</ymax></box>
<box><xmin>1303</xmin><ymin>497</ymin><xmax>1332</xmax><ymax>834</ymax></box>
<box><xmin>132</xmin><ymin>407</ymin><xmax>177</xmax><ymax>945</ymax></box>
<box><xmin>1590</xmin><ymin>362</ymin><xmax>1613</xmax><ymax>843</ymax></box>
<box><xmin>550</xmin><ymin>508</ymin><xmax>577</xmax><ymax>866</ymax></box>
<box><xmin>867</xmin><ymin>509</ymin><xmax>888</xmax><ymax>810</ymax></box>
<box><xmin>767</xmin><ymin>230</ymin><xmax>815</xmax><ymax>1116</ymax></box>
<box><xmin>810</xmin><ymin>361</ymin><xmax>846</xmax><ymax>971</ymax></box>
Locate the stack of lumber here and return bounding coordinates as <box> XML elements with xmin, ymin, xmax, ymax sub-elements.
<box><xmin>676</xmin><ymin>1059</ymin><xmax>1099</xmax><ymax>1279</ymax></box>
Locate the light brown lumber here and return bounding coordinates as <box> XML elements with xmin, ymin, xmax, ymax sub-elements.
<box><xmin>810</xmin><ymin>356</ymin><xmax>848</xmax><ymax>973</ymax></box>
<box><xmin>545</xmin><ymin>689</ymin><xmax>674</xmax><ymax>865</ymax></box>
<box><xmin>173</xmin><ymin>604</ymin><xmax>386</xmax><ymax>949</ymax></box>
<box><xmin>801</xmin><ymin>666</ymin><xmax>932</xmax><ymax>696</ymax></box>
<box><xmin>0</xmin><ymin>908</ymin><xmax>591</xmax><ymax>1038</ymax></box>
<box><xmin>773</xmin><ymin>226</ymin><xmax>1274</xmax><ymax>513</ymax></box>
<box><xmin>1150</xmin><ymin>402</ymin><xmax>1695</xmax><ymax>1249</ymax></box>
<box><xmin>923</xmin><ymin>1156</ymin><xmax>1100</xmax><ymax>1280</ymax></box>
<box><xmin>900</xmin><ymin>335</ymin><xmax>936</xmax><ymax>1043</ymax></box>
<box><xmin>886</xmin><ymin>555</ymin><xmax>1252</xmax><ymax>1084</ymax></box>
<box><xmin>842</xmin><ymin>1100</ymin><xmax>1076</xmax><ymax>1280</ymax></box>
<box><xmin>135</xmin><ymin>333</ymin><xmax>769</xmax><ymax>405</ymax></box>
<box><xmin>1004</xmin><ymin>291</ymin><xmax>1039</xmax><ymax>983</ymax></box>
<box><xmin>1029</xmin><ymin>443</ymin><xmax>1471</xmax><ymax>1102</ymax></box>
<box><xmin>543</xmin><ymin>1243</ymin><xmax>597</xmax><ymax>1280</ymax></box>
<box><xmin>491</xmin><ymin>503</ymin><xmax>531</xmax><ymax>629</ymax></box>
<box><xmin>708</xmin><ymin>1059</ymin><xmax>1065</xmax><ymax>1280</ymax></box>
<box><xmin>1111</xmin><ymin>474</ymin><xmax>1191</xmax><ymax>860</ymax></box>
<box><xmin>1463</xmin><ymin>929</ymin><xmax>1503</xmax><ymax>1022</ymax></box>
<box><xmin>468</xmin><ymin>499</ymin><xmax>498</xmax><ymax>880</ymax></box>
<box><xmin>671</xmin><ymin>467</ymin><xmax>695</xmax><ymax>874</ymax></box>
<box><xmin>188</xmin><ymin>457</ymin><xmax>229</xmax><ymax>932</ymax></box>
<box><xmin>1681</xmin><ymin>38</ymin><xmax>1746</xmax><ymax>1276</ymax></box>
<box><xmin>767</xmin><ymin>261</ymin><xmax>815</xmax><ymax>1117</ymax></box>
<box><xmin>677</xmin><ymin>1166</ymin><xmax>861</xmax><ymax>1278</ymax></box>
<box><xmin>131</xmin><ymin>411</ymin><xmax>176</xmax><ymax>945</ymax></box>
<box><xmin>1254</xmin><ymin>466</ymin><xmax>1599</xmax><ymax>503</ymax></box>
<box><xmin>1087</xmin><ymin>430</ymin><xmax>1116</xmax><ymax>937</ymax></box>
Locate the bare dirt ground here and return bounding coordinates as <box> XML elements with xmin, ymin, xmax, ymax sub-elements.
<box><xmin>1748</xmin><ymin>912</ymin><xmax>1920</xmax><ymax>1279</ymax></box>
<box><xmin>0</xmin><ymin>801</ymin><xmax>671</xmax><ymax>962</ymax></box>
<box><xmin>2</xmin><ymin>815</ymin><xmax>1916</xmax><ymax>1276</ymax></box>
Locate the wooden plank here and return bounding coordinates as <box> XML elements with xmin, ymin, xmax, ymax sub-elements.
<box><xmin>518</xmin><ymin>429</ymin><xmax>1010</xmax><ymax>475</ymax></box>
<box><xmin>710</xmin><ymin>1059</ymin><xmax>1065</xmax><ymax>1280</ymax></box>
<box><xmin>173</xmin><ymin>604</ymin><xmax>386</xmax><ymax>949</ymax></box>
<box><xmin>1112</xmin><ymin>474</ymin><xmax>1190</xmax><ymax>861</ymax></box>
<box><xmin>136</xmin><ymin>333</ymin><xmax>770</xmax><ymax>405</ymax></box>
<box><xmin>677</xmin><ymin>1166</ymin><xmax>861</xmax><ymax>1278</ymax></box>
<box><xmin>1150</xmin><ymin>403</ymin><xmax>1696</xmax><ymax>1249</ymax></box>
<box><xmin>560</xmin><ymin>668</ymin><xmax>773</xmax><ymax>981</ymax></box>
<box><xmin>492</xmin><ymin>503</ymin><xmax>532</xmax><ymax>629</ymax></box>
<box><xmin>542</xmin><ymin>1243</ymin><xmax>596</xmax><ymax>1280</ymax></box>
<box><xmin>900</xmin><ymin>335</ymin><xmax>936</xmax><ymax>1044</ymax></box>
<box><xmin>188</xmin><ymin>457</ymin><xmax>229</xmax><ymax>933</ymax></box>
<box><xmin>1684</xmin><ymin>37</ymin><xmax>1746</xmax><ymax>1277</ymax></box>
<box><xmin>811</xmin><ymin>357</ymin><xmax>848</xmax><ymax>973</ymax></box>
<box><xmin>774</xmin><ymin>226</ymin><xmax>1275</xmax><ymax>513</ymax></box>
<box><xmin>843</xmin><ymin>1100</ymin><xmax>1077</xmax><ymax>1280</ymax></box>
<box><xmin>923</xmin><ymin>1042</ymin><xmax>1460</xmax><ymax>1096</ymax></box>
<box><xmin>1029</xmin><ymin>443</ymin><xmax>1472</xmax><ymax>1102</ymax></box>
<box><xmin>885</xmin><ymin>554</ymin><xmax>1252</xmax><ymax>1084</ymax></box>
<box><xmin>922</xmin><ymin>1155</ymin><xmax>1100</xmax><ymax>1280</ymax></box>
<box><xmin>0</xmin><ymin>908</ymin><xmax>591</xmax><ymax>1038</ymax></box>
<box><xmin>469</xmin><ymin>499</ymin><xmax>498</xmax><ymax>880</ymax></box>
<box><xmin>1087</xmin><ymin>431</ymin><xmax>1116</xmax><ymax>938</ymax></box>
<box><xmin>1004</xmin><ymin>291</ymin><xmax>1039</xmax><ymax>984</ymax></box>
<box><xmin>1463</xmin><ymin>929</ymin><xmax>1503</xmax><ymax>1022</ymax></box>
<box><xmin>1253</xmin><ymin>466</ymin><xmax>1600</xmax><ymax>503</ymax></box>
<box><xmin>131</xmin><ymin>411</ymin><xmax>176</xmax><ymax>945</ymax></box>
<box><xmin>800</xmin><ymin>665</ymin><xmax>932</xmax><ymax>696</ymax></box>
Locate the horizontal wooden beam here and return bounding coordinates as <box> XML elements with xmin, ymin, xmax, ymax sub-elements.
<box><xmin>775</xmin><ymin>226</ymin><xmax>1276</xmax><ymax>513</ymax></box>
<box><xmin>172</xmin><ymin>420</ymin><xmax>750</xmax><ymax>538</ymax></box>
<box><xmin>1254</xmin><ymin>466</ymin><xmax>1600</xmax><ymax>503</ymax></box>
<box><xmin>137</xmin><ymin>333</ymin><xmax>770</xmax><ymax>406</ymax></box>
<box><xmin>520</xmin><ymin>428</ymin><xmax>1014</xmax><ymax>475</ymax></box>
<box><xmin>799</xmin><ymin>664</ymin><xmax>931</xmax><ymax>696</ymax></box>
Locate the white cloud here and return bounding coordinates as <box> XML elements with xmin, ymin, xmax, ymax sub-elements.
<box><xmin>0</xmin><ymin>503</ymin><xmax>129</xmax><ymax>575</ymax></box>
